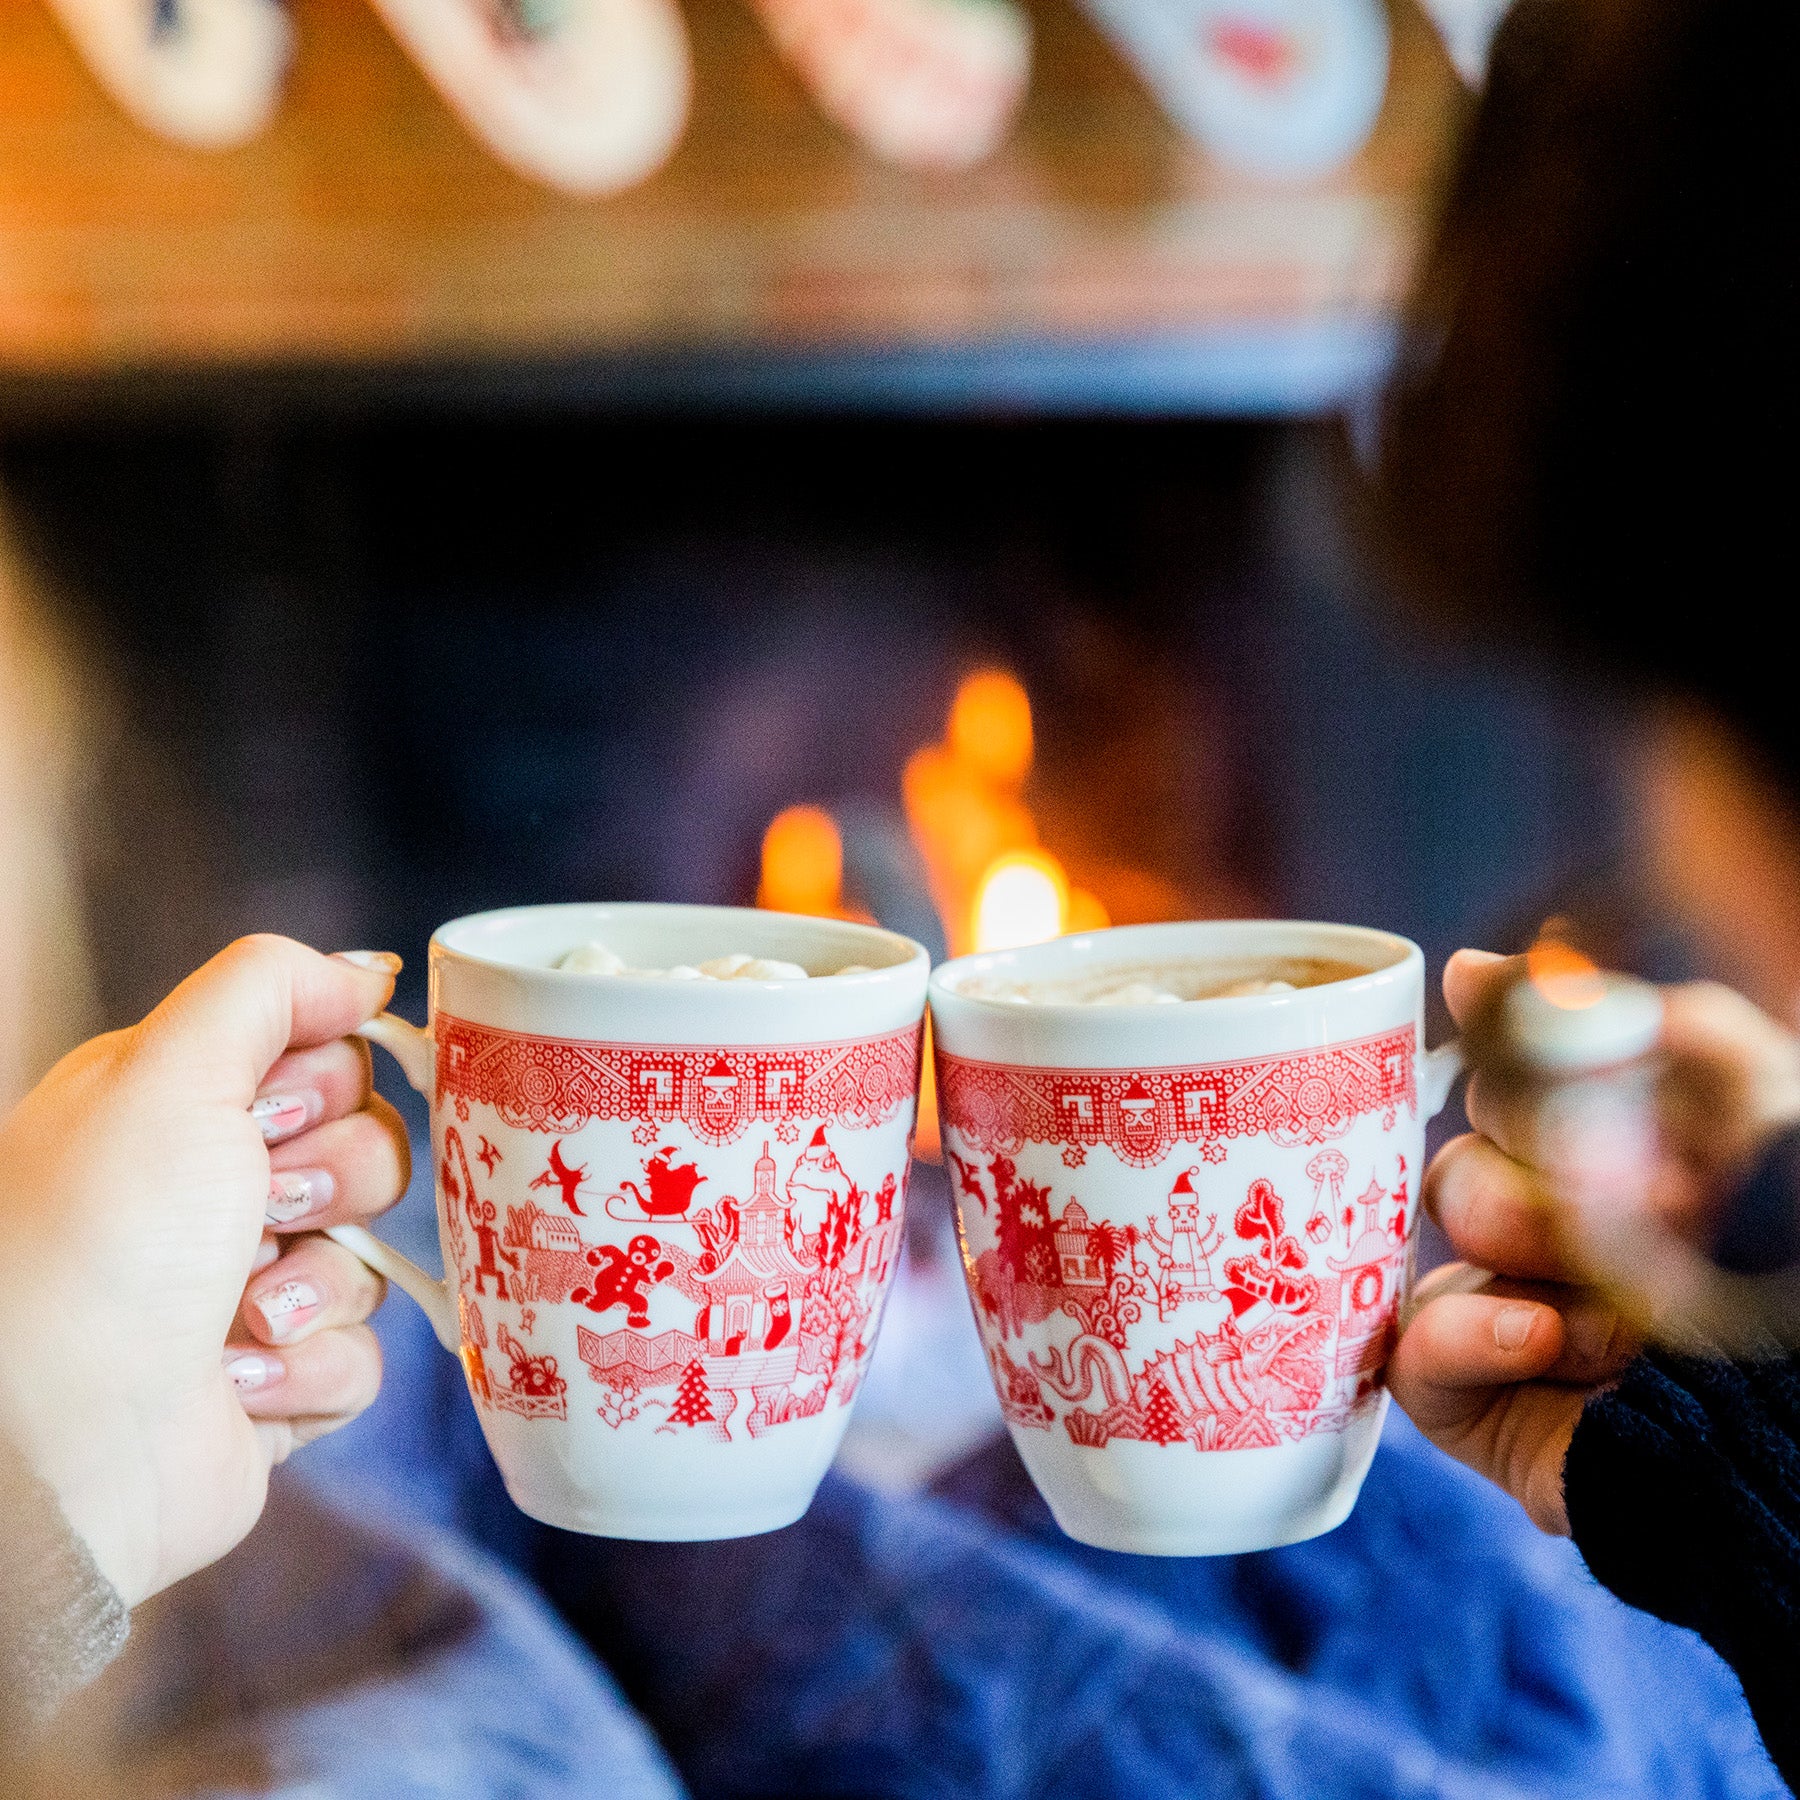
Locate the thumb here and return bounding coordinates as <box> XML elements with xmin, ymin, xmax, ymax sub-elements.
<box><xmin>136</xmin><ymin>936</ymin><xmax>401</xmax><ymax>1098</ymax></box>
<box><xmin>1442</xmin><ymin>947</ymin><xmax>1514</xmax><ymax>1028</ymax></box>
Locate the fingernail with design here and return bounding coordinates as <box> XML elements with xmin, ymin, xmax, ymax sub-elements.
<box><xmin>334</xmin><ymin>950</ymin><xmax>403</xmax><ymax>974</ymax></box>
<box><xmin>225</xmin><ymin>1349</ymin><xmax>284</xmax><ymax>1393</ymax></box>
<box><xmin>254</xmin><ymin>1279</ymin><xmax>322</xmax><ymax>1343</ymax></box>
<box><xmin>252</xmin><ymin>1093</ymin><xmax>316</xmax><ymax>1144</ymax></box>
<box><xmin>253</xmin><ymin>1235</ymin><xmax>282</xmax><ymax>1271</ymax></box>
<box><xmin>266</xmin><ymin>1169</ymin><xmax>333</xmax><ymax>1227</ymax></box>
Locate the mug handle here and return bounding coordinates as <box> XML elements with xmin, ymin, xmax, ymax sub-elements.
<box><xmin>319</xmin><ymin>1012</ymin><xmax>461</xmax><ymax>1356</ymax></box>
<box><xmin>1420</xmin><ymin>1039</ymin><xmax>1464</xmax><ymax>1121</ymax></box>
<box><xmin>1397</xmin><ymin>1038</ymin><xmax>1477</xmax><ymax>1330</ymax></box>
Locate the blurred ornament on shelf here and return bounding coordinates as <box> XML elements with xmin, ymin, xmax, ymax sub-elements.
<box><xmin>1412</xmin><ymin>0</ymin><xmax>1512</xmax><ymax>85</ymax></box>
<box><xmin>45</xmin><ymin>0</ymin><xmax>291</xmax><ymax>147</ymax></box>
<box><xmin>1078</xmin><ymin>0</ymin><xmax>1391</xmax><ymax>179</ymax></box>
<box><xmin>750</xmin><ymin>0</ymin><xmax>1031</xmax><ymax>169</ymax></box>
<box><xmin>366</xmin><ymin>0</ymin><xmax>690</xmax><ymax>194</ymax></box>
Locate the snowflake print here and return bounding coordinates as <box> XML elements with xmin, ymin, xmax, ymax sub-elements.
<box><xmin>1201</xmin><ymin>1142</ymin><xmax>1228</xmax><ymax>1164</ymax></box>
<box><xmin>631</xmin><ymin>1119</ymin><xmax>659</xmax><ymax>1146</ymax></box>
<box><xmin>1062</xmin><ymin>1145</ymin><xmax>1086</xmax><ymax>1168</ymax></box>
<box><xmin>776</xmin><ymin>1118</ymin><xmax>800</xmax><ymax>1144</ymax></box>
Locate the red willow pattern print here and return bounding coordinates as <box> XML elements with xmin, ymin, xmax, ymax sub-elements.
<box><xmin>937</xmin><ymin>1025</ymin><xmax>1416</xmax><ymax>1166</ymax></box>
<box><xmin>435</xmin><ymin>1014</ymin><xmax>923</xmax><ymax>1145</ymax></box>
<box><xmin>437</xmin><ymin>1025</ymin><xmax>911</xmax><ymax>1441</ymax></box>
<box><xmin>939</xmin><ymin>1034</ymin><xmax>1417</xmax><ymax>1453</ymax></box>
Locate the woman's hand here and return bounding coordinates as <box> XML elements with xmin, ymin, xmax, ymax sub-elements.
<box><xmin>1389</xmin><ymin>947</ymin><xmax>1800</xmax><ymax>1531</ymax></box>
<box><xmin>0</xmin><ymin>937</ymin><xmax>409</xmax><ymax>1609</ymax></box>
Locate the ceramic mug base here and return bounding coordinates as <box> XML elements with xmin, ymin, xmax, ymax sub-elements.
<box><xmin>501</xmin><ymin>1476</ymin><xmax>816</xmax><ymax>1542</ymax></box>
<box><xmin>1014</xmin><ymin>1392</ymin><xmax>1388</xmax><ymax>1558</ymax></box>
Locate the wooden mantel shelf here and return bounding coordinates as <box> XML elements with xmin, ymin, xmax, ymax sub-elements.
<box><xmin>0</xmin><ymin>0</ymin><xmax>1461</xmax><ymax>413</ymax></box>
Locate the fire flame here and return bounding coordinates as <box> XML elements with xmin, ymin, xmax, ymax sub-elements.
<box><xmin>1526</xmin><ymin>934</ymin><xmax>1607</xmax><ymax>1012</ymax></box>
<box><xmin>751</xmin><ymin>667</ymin><xmax>1154</xmax><ymax>1156</ymax></box>
<box><xmin>949</xmin><ymin>669</ymin><xmax>1033</xmax><ymax>788</ymax></box>
<box><xmin>758</xmin><ymin>804</ymin><xmax>844</xmax><ymax>917</ymax></box>
<box><xmin>973</xmin><ymin>850</ymin><xmax>1068</xmax><ymax>952</ymax></box>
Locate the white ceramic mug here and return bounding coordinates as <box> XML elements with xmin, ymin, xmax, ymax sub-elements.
<box><xmin>330</xmin><ymin>902</ymin><xmax>929</xmax><ymax>1540</ymax></box>
<box><xmin>929</xmin><ymin>920</ymin><xmax>1461</xmax><ymax>1556</ymax></box>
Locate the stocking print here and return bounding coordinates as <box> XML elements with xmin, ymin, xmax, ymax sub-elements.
<box><xmin>749</xmin><ymin>0</ymin><xmax>1032</xmax><ymax>170</ymax></box>
<box><xmin>367</xmin><ymin>0</ymin><xmax>691</xmax><ymax>194</ymax></box>
<box><xmin>47</xmin><ymin>0</ymin><xmax>291</xmax><ymax>147</ymax></box>
<box><xmin>1078</xmin><ymin>0</ymin><xmax>1390</xmax><ymax>179</ymax></box>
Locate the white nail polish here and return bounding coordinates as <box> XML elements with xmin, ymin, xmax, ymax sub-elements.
<box><xmin>256</xmin><ymin>1279</ymin><xmax>321</xmax><ymax>1341</ymax></box>
<box><xmin>266</xmin><ymin>1171</ymin><xmax>330</xmax><ymax>1226</ymax></box>
<box><xmin>333</xmin><ymin>950</ymin><xmax>403</xmax><ymax>974</ymax></box>
<box><xmin>251</xmin><ymin>1094</ymin><xmax>313</xmax><ymax>1144</ymax></box>
<box><xmin>225</xmin><ymin>1351</ymin><xmax>281</xmax><ymax>1392</ymax></box>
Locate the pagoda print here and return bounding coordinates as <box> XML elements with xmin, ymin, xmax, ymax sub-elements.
<box><xmin>574</xmin><ymin>1134</ymin><xmax>901</xmax><ymax>1439</ymax></box>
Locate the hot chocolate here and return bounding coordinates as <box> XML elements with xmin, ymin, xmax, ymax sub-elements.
<box><xmin>955</xmin><ymin>954</ymin><xmax>1368</xmax><ymax>1007</ymax></box>
<box><xmin>555</xmin><ymin>940</ymin><xmax>870</xmax><ymax>981</ymax></box>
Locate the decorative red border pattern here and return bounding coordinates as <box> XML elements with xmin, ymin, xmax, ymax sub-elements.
<box><xmin>936</xmin><ymin>1026</ymin><xmax>1416</xmax><ymax>1166</ymax></box>
<box><xmin>436</xmin><ymin>1015</ymin><xmax>923</xmax><ymax>1143</ymax></box>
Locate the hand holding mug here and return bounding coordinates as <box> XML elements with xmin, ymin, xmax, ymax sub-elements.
<box><xmin>0</xmin><ymin>937</ymin><xmax>409</xmax><ymax>1608</ymax></box>
<box><xmin>1388</xmin><ymin>948</ymin><xmax>1800</xmax><ymax>1531</ymax></box>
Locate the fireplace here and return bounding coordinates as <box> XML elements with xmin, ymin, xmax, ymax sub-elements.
<box><xmin>0</xmin><ymin>404</ymin><xmax>1626</xmax><ymax>1485</ymax></box>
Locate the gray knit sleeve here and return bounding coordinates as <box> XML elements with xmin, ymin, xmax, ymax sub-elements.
<box><xmin>0</xmin><ymin>1432</ymin><xmax>130</xmax><ymax>1741</ymax></box>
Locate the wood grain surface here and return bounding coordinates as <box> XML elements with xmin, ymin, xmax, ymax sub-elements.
<box><xmin>0</xmin><ymin>0</ymin><xmax>1461</xmax><ymax>383</ymax></box>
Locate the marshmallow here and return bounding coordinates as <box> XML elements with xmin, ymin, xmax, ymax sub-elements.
<box><xmin>558</xmin><ymin>941</ymin><xmax>626</xmax><ymax>975</ymax></box>
<box><xmin>734</xmin><ymin>958</ymin><xmax>810</xmax><ymax>981</ymax></box>
<box><xmin>555</xmin><ymin>940</ymin><xmax>815</xmax><ymax>981</ymax></box>
<box><xmin>960</xmin><ymin>970</ymin><xmax>1302</xmax><ymax>1006</ymax></box>
<box><xmin>1088</xmin><ymin>982</ymin><xmax>1184</xmax><ymax>1006</ymax></box>
<box><xmin>697</xmin><ymin>953</ymin><xmax>757</xmax><ymax>978</ymax></box>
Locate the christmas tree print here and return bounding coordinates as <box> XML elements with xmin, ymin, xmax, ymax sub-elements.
<box><xmin>1140</xmin><ymin>1378</ymin><xmax>1187</xmax><ymax>1446</ymax></box>
<box><xmin>667</xmin><ymin>1360</ymin><xmax>715</xmax><ymax>1429</ymax></box>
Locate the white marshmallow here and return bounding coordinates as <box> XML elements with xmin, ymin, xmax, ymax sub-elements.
<box><xmin>1089</xmin><ymin>982</ymin><xmax>1183</xmax><ymax>1006</ymax></box>
<box><xmin>697</xmin><ymin>953</ymin><xmax>757</xmax><ymax>979</ymax></box>
<box><xmin>553</xmin><ymin>940</ymin><xmax>814</xmax><ymax>981</ymax></box>
<box><xmin>558</xmin><ymin>941</ymin><xmax>627</xmax><ymax>975</ymax></box>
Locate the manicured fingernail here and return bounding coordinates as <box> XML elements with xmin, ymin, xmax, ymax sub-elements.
<box><xmin>1565</xmin><ymin>1303</ymin><xmax>1618</xmax><ymax>1366</ymax></box>
<box><xmin>253</xmin><ymin>1236</ymin><xmax>282</xmax><ymax>1271</ymax></box>
<box><xmin>1494</xmin><ymin>1305</ymin><xmax>1537</xmax><ymax>1351</ymax></box>
<box><xmin>225</xmin><ymin>1350</ymin><xmax>284</xmax><ymax>1393</ymax></box>
<box><xmin>266</xmin><ymin>1169</ymin><xmax>333</xmax><ymax>1227</ymax></box>
<box><xmin>333</xmin><ymin>950</ymin><xmax>402</xmax><ymax>974</ymax></box>
<box><xmin>255</xmin><ymin>1279</ymin><xmax>321</xmax><ymax>1342</ymax></box>
<box><xmin>252</xmin><ymin>1093</ymin><xmax>316</xmax><ymax>1144</ymax></box>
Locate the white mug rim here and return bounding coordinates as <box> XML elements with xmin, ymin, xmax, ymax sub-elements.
<box><xmin>429</xmin><ymin>900</ymin><xmax>930</xmax><ymax>997</ymax></box>
<box><xmin>930</xmin><ymin>918</ymin><xmax>1420</xmax><ymax>1020</ymax></box>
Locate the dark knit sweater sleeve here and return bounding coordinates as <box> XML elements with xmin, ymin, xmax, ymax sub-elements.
<box><xmin>1565</xmin><ymin>1348</ymin><xmax>1800</xmax><ymax>1788</ymax></box>
<box><xmin>0</xmin><ymin>1432</ymin><xmax>130</xmax><ymax>1743</ymax></box>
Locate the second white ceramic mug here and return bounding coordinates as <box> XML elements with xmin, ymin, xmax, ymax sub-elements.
<box><xmin>930</xmin><ymin>920</ymin><xmax>1461</xmax><ymax>1556</ymax></box>
<box><xmin>330</xmin><ymin>902</ymin><xmax>929</xmax><ymax>1541</ymax></box>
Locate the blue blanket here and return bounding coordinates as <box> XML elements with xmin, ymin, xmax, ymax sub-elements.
<box><xmin>279</xmin><ymin>1288</ymin><xmax>1785</xmax><ymax>1799</ymax></box>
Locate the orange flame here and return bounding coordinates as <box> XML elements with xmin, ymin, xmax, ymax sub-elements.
<box><xmin>949</xmin><ymin>669</ymin><xmax>1033</xmax><ymax>789</ymax></box>
<box><xmin>973</xmin><ymin>849</ymin><xmax>1068</xmax><ymax>952</ymax></box>
<box><xmin>758</xmin><ymin>805</ymin><xmax>843</xmax><ymax>917</ymax></box>
<box><xmin>1525</xmin><ymin>936</ymin><xmax>1607</xmax><ymax>1012</ymax></box>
